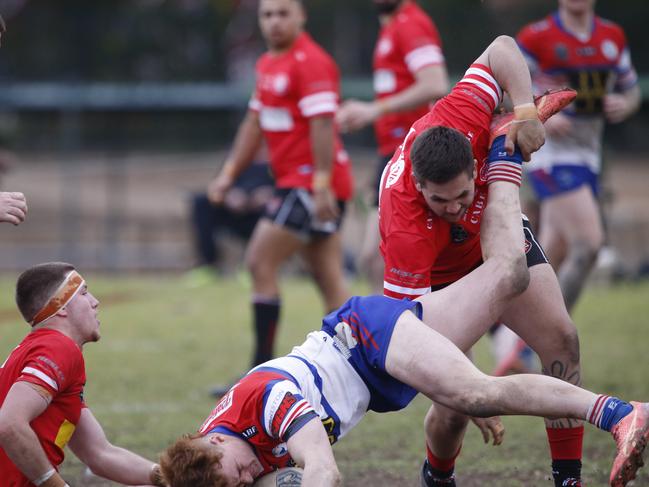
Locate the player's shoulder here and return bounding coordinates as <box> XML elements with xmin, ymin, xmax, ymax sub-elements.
<box><xmin>518</xmin><ymin>14</ymin><xmax>554</xmax><ymax>40</ymax></box>
<box><xmin>293</xmin><ymin>33</ymin><xmax>335</xmax><ymax>66</ymax></box>
<box><xmin>594</xmin><ymin>15</ymin><xmax>627</xmax><ymax>41</ymax></box>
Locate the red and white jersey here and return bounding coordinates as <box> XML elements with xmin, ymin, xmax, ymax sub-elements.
<box><xmin>517</xmin><ymin>12</ymin><xmax>638</xmax><ymax>173</ymax></box>
<box><xmin>198</xmin><ymin>331</ymin><xmax>370</xmax><ymax>478</ymax></box>
<box><xmin>0</xmin><ymin>329</ymin><xmax>86</xmax><ymax>486</ymax></box>
<box><xmin>249</xmin><ymin>32</ymin><xmax>353</xmax><ymax>200</ymax></box>
<box><xmin>373</xmin><ymin>1</ymin><xmax>445</xmax><ymax>156</ymax></box>
<box><xmin>379</xmin><ymin>64</ymin><xmax>502</xmax><ymax>299</ymax></box>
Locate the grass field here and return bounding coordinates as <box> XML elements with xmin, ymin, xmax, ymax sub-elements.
<box><xmin>1</xmin><ymin>274</ymin><xmax>648</xmax><ymax>486</ymax></box>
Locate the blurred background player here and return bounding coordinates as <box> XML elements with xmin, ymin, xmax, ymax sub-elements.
<box><xmin>517</xmin><ymin>0</ymin><xmax>641</xmax><ymax>312</ymax></box>
<box><xmin>0</xmin><ymin>262</ymin><xmax>164</xmax><ymax>487</ymax></box>
<box><xmin>184</xmin><ymin>160</ymin><xmax>273</xmax><ymax>286</ymax></box>
<box><xmin>207</xmin><ymin>0</ymin><xmax>353</xmax><ymax>395</ymax></box>
<box><xmin>336</xmin><ymin>0</ymin><xmax>448</xmax><ymax>292</ymax></box>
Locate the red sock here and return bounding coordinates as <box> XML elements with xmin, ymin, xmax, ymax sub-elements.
<box><xmin>546</xmin><ymin>426</ymin><xmax>584</xmax><ymax>460</ymax></box>
<box><xmin>426</xmin><ymin>444</ymin><xmax>462</xmax><ymax>472</ymax></box>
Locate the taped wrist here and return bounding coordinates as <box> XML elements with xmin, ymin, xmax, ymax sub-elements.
<box><xmin>486</xmin><ymin>135</ymin><xmax>523</xmax><ymax>186</ymax></box>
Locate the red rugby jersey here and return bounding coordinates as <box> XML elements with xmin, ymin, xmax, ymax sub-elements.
<box><xmin>249</xmin><ymin>32</ymin><xmax>353</xmax><ymax>200</ymax></box>
<box><xmin>373</xmin><ymin>1</ymin><xmax>445</xmax><ymax>156</ymax></box>
<box><xmin>379</xmin><ymin>64</ymin><xmax>502</xmax><ymax>299</ymax></box>
<box><xmin>0</xmin><ymin>329</ymin><xmax>86</xmax><ymax>486</ymax></box>
<box><xmin>198</xmin><ymin>370</ymin><xmax>316</xmax><ymax>478</ymax></box>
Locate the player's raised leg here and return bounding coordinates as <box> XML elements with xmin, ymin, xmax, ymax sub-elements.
<box><xmin>384</xmin><ymin>309</ymin><xmax>649</xmax><ymax>487</ymax></box>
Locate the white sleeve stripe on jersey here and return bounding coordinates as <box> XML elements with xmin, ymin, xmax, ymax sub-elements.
<box><xmin>298</xmin><ymin>91</ymin><xmax>337</xmax><ymax>110</ymax></box>
<box><xmin>464</xmin><ymin>67</ymin><xmax>502</xmax><ymax>99</ymax></box>
<box><xmin>464</xmin><ymin>67</ymin><xmax>500</xmax><ymax>93</ymax></box>
<box><xmin>405</xmin><ymin>45</ymin><xmax>444</xmax><ymax>73</ymax></box>
<box><xmin>383</xmin><ymin>281</ymin><xmax>430</xmax><ymax>296</ymax></box>
<box><xmin>249</xmin><ymin>98</ymin><xmax>262</xmax><ymax>111</ymax></box>
<box><xmin>279</xmin><ymin>400</ymin><xmax>314</xmax><ymax>439</ymax></box>
<box><xmin>459</xmin><ymin>77</ymin><xmax>501</xmax><ymax>110</ymax></box>
<box><xmin>301</xmin><ymin>102</ymin><xmax>338</xmax><ymax>117</ymax></box>
<box><xmin>22</xmin><ymin>366</ymin><xmax>58</xmax><ymax>391</ymax></box>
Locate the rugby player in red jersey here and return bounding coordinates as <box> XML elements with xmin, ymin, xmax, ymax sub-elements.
<box><xmin>336</xmin><ymin>0</ymin><xmax>448</xmax><ymax>292</ymax></box>
<box><xmin>377</xmin><ymin>34</ymin><xmax>595</xmax><ymax>485</ymax></box>
<box><xmin>517</xmin><ymin>0</ymin><xmax>641</xmax><ymax>313</ymax></box>
<box><xmin>207</xmin><ymin>0</ymin><xmax>353</xmax><ymax>393</ymax></box>
<box><xmin>0</xmin><ymin>263</ymin><xmax>164</xmax><ymax>487</ymax></box>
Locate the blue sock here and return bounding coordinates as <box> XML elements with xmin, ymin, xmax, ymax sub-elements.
<box><xmin>589</xmin><ymin>396</ymin><xmax>633</xmax><ymax>432</ymax></box>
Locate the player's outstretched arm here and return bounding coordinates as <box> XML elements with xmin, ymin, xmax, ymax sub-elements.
<box><xmin>287</xmin><ymin>417</ymin><xmax>341</xmax><ymax>487</ymax></box>
<box><xmin>0</xmin><ymin>382</ymin><xmax>69</xmax><ymax>486</ymax></box>
<box><xmin>207</xmin><ymin>110</ymin><xmax>263</xmax><ymax>205</ymax></box>
<box><xmin>68</xmin><ymin>408</ymin><xmax>164</xmax><ymax>486</ymax></box>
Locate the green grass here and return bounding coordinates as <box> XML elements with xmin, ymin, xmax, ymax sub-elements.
<box><xmin>1</xmin><ymin>275</ymin><xmax>648</xmax><ymax>486</ymax></box>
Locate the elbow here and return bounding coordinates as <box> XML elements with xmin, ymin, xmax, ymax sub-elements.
<box><xmin>493</xmin><ymin>35</ymin><xmax>517</xmax><ymax>50</ymax></box>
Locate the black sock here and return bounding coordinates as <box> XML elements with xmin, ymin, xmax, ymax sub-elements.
<box><xmin>422</xmin><ymin>460</ymin><xmax>456</xmax><ymax>486</ymax></box>
<box><xmin>252</xmin><ymin>299</ymin><xmax>280</xmax><ymax>366</ymax></box>
<box><xmin>552</xmin><ymin>459</ymin><xmax>582</xmax><ymax>487</ymax></box>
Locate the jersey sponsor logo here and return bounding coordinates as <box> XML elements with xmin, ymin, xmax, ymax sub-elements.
<box><xmin>385</xmin><ymin>157</ymin><xmax>404</xmax><ymax>189</ymax></box>
<box><xmin>271</xmin><ymin>392</ymin><xmax>297</xmax><ymax>437</ymax></box>
<box><xmin>321</xmin><ymin>416</ymin><xmax>338</xmax><ymax>444</ymax></box>
<box><xmin>377</xmin><ymin>38</ymin><xmax>392</xmax><ymax>56</ymax></box>
<box><xmin>576</xmin><ymin>46</ymin><xmax>597</xmax><ymax>58</ymax></box>
<box><xmin>333</xmin><ymin>321</ymin><xmax>358</xmax><ymax>350</ymax></box>
<box><xmin>38</xmin><ymin>355</ymin><xmax>65</xmax><ymax>382</ymax></box>
<box><xmin>374</xmin><ymin>69</ymin><xmax>397</xmax><ymax>94</ymax></box>
<box><xmin>273</xmin><ymin>73</ymin><xmax>290</xmax><ymax>95</ymax></box>
<box><xmin>259</xmin><ymin>107</ymin><xmax>294</xmax><ymax>132</ymax></box>
<box><xmin>465</xmin><ymin>190</ymin><xmax>487</xmax><ymax>225</ymax></box>
<box><xmin>601</xmin><ymin>39</ymin><xmax>619</xmax><ymax>60</ymax></box>
<box><xmin>554</xmin><ymin>43</ymin><xmax>569</xmax><ymax>61</ymax></box>
<box><xmin>524</xmin><ymin>239</ymin><xmax>532</xmax><ymax>254</ymax></box>
<box><xmin>272</xmin><ymin>442</ymin><xmax>289</xmax><ymax>457</ymax></box>
<box><xmin>450</xmin><ymin>224</ymin><xmax>468</xmax><ymax>243</ymax></box>
<box><xmin>199</xmin><ymin>386</ymin><xmax>236</xmax><ymax>432</ymax></box>
<box><xmin>242</xmin><ymin>425</ymin><xmax>258</xmax><ymax>439</ymax></box>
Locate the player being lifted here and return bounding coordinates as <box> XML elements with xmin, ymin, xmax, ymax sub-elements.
<box><xmin>157</xmin><ymin>36</ymin><xmax>648</xmax><ymax>482</ymax></box>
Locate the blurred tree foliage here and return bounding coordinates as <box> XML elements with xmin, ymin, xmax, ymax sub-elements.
<box><xmin>0</xmin><ymin>0</ymin><xmax>647</xmax><ymax>82</ymax></box>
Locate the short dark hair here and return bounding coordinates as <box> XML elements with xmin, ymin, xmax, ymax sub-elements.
<box><xmin>160</xmin><ymin>434</ymin><xmax>226</xmax><ymax>487</ymax></box>
<box><xmin>410</xmin><ymin>126</ymin><xmax>474</xmax><ymax>184</ymax></box>
<box><xmin>15</xmin><ymin>262</ymin><xmax>76</xmax><ymax>324</ymax></box>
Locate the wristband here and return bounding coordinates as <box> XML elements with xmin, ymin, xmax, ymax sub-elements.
<box><xmin>33</xmin><ymin>468</ymin><xmax>56</xmax><ymax>486</ymax></box>
<box><xmin>312</xmin><ymin>171</ymin><xmax>331</xmax><ymax>191</ymax></box>
<box><xmin>513</xmin><ymin>102</ymin><xmax>538</xmax><ymax>121</ymax></box>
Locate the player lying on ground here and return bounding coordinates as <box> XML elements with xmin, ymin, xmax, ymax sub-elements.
<box><xmin>159</xmin><ymin>174</ymin><xmax>649</xmax><ymax>487</ymax></box>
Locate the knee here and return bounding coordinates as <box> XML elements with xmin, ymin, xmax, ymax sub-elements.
<box><xmin>569</xmin><ymin>239</ymin><xmax>602</xmax><ymax>271</ymax></box>
<box><xmin>245</xmin><ymin>249</ymin><xmax>270</xmax><ymax>281</ymax></box>
<box><xmin>539</xmin><ymin>324</ymin><xmax>581</xmax><ymax>380</ymax></box>
<box><xmin>425</xmin><ymin>407</ymin><xmax>471</xmax><ymax>434</ymax></box>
